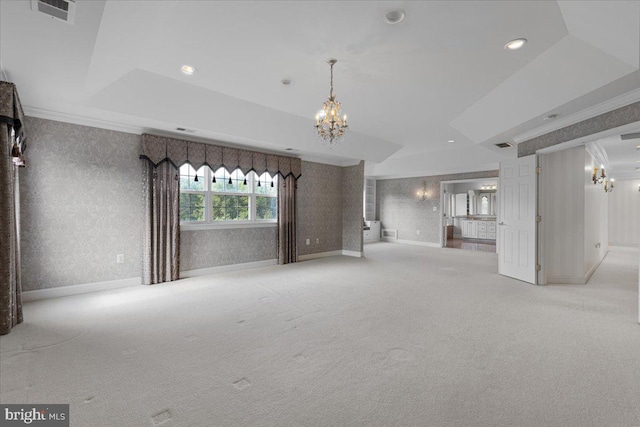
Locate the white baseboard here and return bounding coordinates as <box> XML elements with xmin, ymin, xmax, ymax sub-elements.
<box><xmin>382</xmin><ymin>238</ymin><xmax>441</xmax><ymax>248</ymax></box>
<box><xmin>609</xmin><ymin>242</ymin><xmax>639</xmax><ymax>248</ymax></box>
<box><xmin>181</xmin><ymin>259</ymin><xmax>277</xmax><ymax>278</ymax></box>
<box><xmin>22</xmin><ymin>277</ymin><xmax>141</xmax><ymax>302</ymax></box>
<box><xmin>299</xmin><ymin>250</ymin><xmax>363</xmax><ymax>261</ymax></box>
<box><xmin>342</xmin><ymin>250</ymin><xmax>363</xmax><ymax>258</ymax></box>
<box><xmin>23</xmin><ymin>259</ymin><xmax>280</xmax><ymax>301</ymax></box>
<box><xmin>585</xmin><ymin>248</ymin><xmax>609</xmax><ymax>283</ymax></box>
<box><xmin>547</xmin><ymin>276</ymin><xmax>587</xmax><ymax>285</ymax></box>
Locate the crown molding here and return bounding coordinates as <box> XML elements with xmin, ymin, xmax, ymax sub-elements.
<box><xmin>513</xmin><ymin>88</ymin><xmax>640</xmax><ymax>144</ymax></box>
<box><xmin>23</xmin><ymin>106</ymin><xmax>144</xmax><ymax>135</ymax></box>
<box><xmin>585</xmin><ymin>140</ymin><xmax>610</xmax><ymax>169</ymax></box>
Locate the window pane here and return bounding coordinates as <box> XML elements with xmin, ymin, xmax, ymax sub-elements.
<box><xmin>235</xmin><ymin>170</ymin><xmax>250</xmax><ymax>193</ymax></box>
<box><xmin>256</xmin><ymin>196</ymin><xmax>277</xmax><ymax>220</ymax></box>
<box><xmin>255</xmin><ymin>172</ymin><xmax>277</xmax><ymax>195</ymax></box>
<box><xmin>211</xmin><ymin>195</ymin><xmax>249</xmax><ymax>221</ymax></box>
<box><xmin>212</xmin><ymin>167</ymin><xmax>226</xmax><ymax>192</ymax></box>
<box><xmin>179</xmin><ymin>164</ymin><xmax>205</xmax><ymax>191</ymax></box>
<box><xmin>180</xmin><ymin>193</ymin><xmax>205</xmax><ymax>222</ymax></box>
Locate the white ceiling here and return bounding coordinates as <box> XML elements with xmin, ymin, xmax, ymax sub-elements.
<box><xmin>1</xmin><ymin>0</ymin><xmax>639</xmax><ymax>178</ymax></box>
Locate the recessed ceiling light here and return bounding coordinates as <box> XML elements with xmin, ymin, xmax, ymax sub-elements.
<box><xmin>448</xmin><ymin>140</ymin><xmax>455</xmax><ymax>143</ymax></box>
<box><xmin>636</xmin><ymin>145</ymin><xmax>640</xmax><ymax>150</ymax></box>
<box><xmin>505</xmin><ymin>38</ymin><xmax>527</xmax><ymax>50</ymax></box>
<box><xmin>385</xmin><ymin>9</ymin><xmax>405</xmax><ymax>24</ymax></box>
<box><xmin>181</xmin><ymin>65</ymin><xmax>197</xmax><ymax>75</ymax></box>
<box><xmin>281</xmin><ymin>79</ymin><xmax>291</xmax><ymax>86</ymax></box>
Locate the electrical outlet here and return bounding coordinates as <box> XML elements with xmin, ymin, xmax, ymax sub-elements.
<box><xmin>306</xmin><ymin>239</ymin><xmax>310</xmax><ymax>245</ymax></box>
<box><xmin>432</xmin><ymin>206</ymin><xmax>437</xmax><ymax>211</ymax></box>
<box><xmin>116</xmin><ymin>254</ymin><xmax>124</xmax><ymax>264</ymax></box>
<box><xmin>416</xmin><ymin>230</ymin><xmax>420</xmax><ymax>235</ymax></box>
<box><xmin>315</xmin><ymin>238</ymin><xmax>319</xmax><ymax>244</ymax></box>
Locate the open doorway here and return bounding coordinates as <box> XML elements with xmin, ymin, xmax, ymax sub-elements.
<box><xmin>440</xmin><ymin>178</ymin><xmax>498</xmax><ymax>253</ymax></box>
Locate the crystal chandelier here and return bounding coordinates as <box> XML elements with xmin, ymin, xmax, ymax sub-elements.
<box><xmin>315</xmin><ymin>58</ymin><xmax>348</xmax><ymax>148</ymax></box>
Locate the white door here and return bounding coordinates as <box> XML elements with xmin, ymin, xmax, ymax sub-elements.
<box><xmin>498</xmin><ymin>155</ymin><xmax>537</xmax><ymax>284</ymax></box>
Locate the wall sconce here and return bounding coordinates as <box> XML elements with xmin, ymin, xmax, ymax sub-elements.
<box><xmin>592</xmin><ymin>165</ymin><xmax>606</xmax><ymax>184</ymax></box>
<box><xmin>416</xmin><ymin>181</ymin><xmax>428</xmax><ymax>200</ymax></box>
<box><xmin>604</xmin><ymin>178</ymin><xmax>614</xmax><ymax>193</ymax></box>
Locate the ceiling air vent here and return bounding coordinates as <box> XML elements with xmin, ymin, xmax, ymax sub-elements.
<box><xmin>495</xmin><ymin>142</ymin><xmax>514</xmax><ymax>148</ymax></box>
<box><xmin>175</xmin><ymin>127</ymin><xmax>196</xmax><ymax>134</ymax></box>
<box><xmin>620</xmin><ymin>132</ymin><xmax>640</xmax><ymax>141</ymax></box>
<box><xmin>31</xmin><ymin>0</ymin><xmax>76</xmax><ymax>24</ymax></box>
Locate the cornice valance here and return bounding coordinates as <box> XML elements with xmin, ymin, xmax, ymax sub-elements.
<box><xmin>140</xmin><ymin>134</ymin><xmax>301</xmax><ymax>179</ymax></box>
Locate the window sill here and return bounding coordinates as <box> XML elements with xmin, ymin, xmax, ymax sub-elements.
<box><xmin>180</xmin><ymin>222</ymin><xmax>277</xmax><ymax>231</ymax></box>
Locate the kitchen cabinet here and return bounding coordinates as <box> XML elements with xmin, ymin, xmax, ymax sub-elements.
<box><xmin>461</xmin><ymin>220</ymin><xmax>496</xmax><ymax>240</ymax></box>
<box><xmin>461</xmin><ymin>220</ymin><xmax>477</xmax><ymax>238</ymax></box>
<box><xmin>455</xmin><ymin>193</ymin><xmax>468</xmax><ymax>216</ymax></box>
<box><xmin>364</xmin><ymin>221</ymin><xmax>380</xmax><ymax>242</ymax></box>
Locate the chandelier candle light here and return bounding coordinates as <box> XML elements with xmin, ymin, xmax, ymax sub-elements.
<box><xmin>315</xmin><ymin>58</ymin><xmax>348</xmax><ymax>148</ymax></box>
<box><xmin>592</xmin><ymin>165</ymin><xmax>606</xmax><ymax>184</ymax></box>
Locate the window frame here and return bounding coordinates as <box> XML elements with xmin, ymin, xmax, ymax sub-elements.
<box><xmin>179</xmin><ymin>165</ymin><xmax>278</xmax><ymax>230</ymax></box>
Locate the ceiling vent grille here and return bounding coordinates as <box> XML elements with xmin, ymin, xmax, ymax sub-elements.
<box><xmin>31</xmin><ymin>0</ymin><xmax>76</xmax><ymax>24</ymax></box>
<box><xmin>620</xmin><ymin>132</ymin><xmax>640</xmax><ymax>141</ymax></box>
<box><xmin>495</xmin><ymin>142</ymin><xmax>514</xmax><ymax>148</ymax></box>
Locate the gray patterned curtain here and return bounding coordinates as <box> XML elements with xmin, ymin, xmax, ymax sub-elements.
<box><xmin>277</xmin><ymin>175</ymin><xmax>297</xmax><ymax>265</ymax></box>
<box><xmin>142</xmin><ymin>161</ymin><xmax>180</xmax><ymax>285</ymax></box>
<box><xmin>0</xmin><ymin>81</ymin><xmax>25</xmax><ymax>335</ymax></box>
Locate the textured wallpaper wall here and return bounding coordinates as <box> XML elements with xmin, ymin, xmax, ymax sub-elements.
<box><xmin>21</xmin><ymin>119</ymin><xmax>363</xmax><ymax>290</ymax></box>
<box><xmin>181</xmin><ymin>227</ymin><xmax>277</xmax><ymax>271</ymax></box>
<box><xmin>342</xmin><ymin>161</ymin><xmax>364</xmax><ymax>253</ymax></box>
<box><xmin>21</xmin><ymin>117</ymin><xmax>143</xmax><ymax>290</ymax></box>
<box><xmin>297</xmin><ymin>161</ymin><xmax>344</xmax><ymax>256</ymax></box>
<box><xmin>376</xmin><ymin>170</ymin><xmax>499</xmax><ymax>244</ymax></box>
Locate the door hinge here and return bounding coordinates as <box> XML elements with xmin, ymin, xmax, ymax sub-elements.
<box><xmin>536</xmin><ymin>264</ymin><xmax>541</xmax><ymax>271</ymax></box>
<box><xmin>536</xmin><ymin>166</ymin><xmax>542</xmax><ymax>174</ymax></box>
<box><xmin>536</xmin><ymin>215</ymin><xmax>542</xmax><ymax>222</ymax></box>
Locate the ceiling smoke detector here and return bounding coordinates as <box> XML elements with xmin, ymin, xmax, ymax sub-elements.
<box><xmin>385</xmin><ymin>9</ymin><xmax>405</xmax><ymax>24</ymax></box>
<box><xmin>31</xmin><ymin>0</ymin><xmax>76</xmax><ymax>24</ymax></box>
<box><xmin>495</xmin><ymin>142</ymin><xmax>514</xmax><ymax>148</ymax></box>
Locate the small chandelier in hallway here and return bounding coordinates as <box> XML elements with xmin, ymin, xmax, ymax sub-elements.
<box><xmin>604</xmin><ymin>179</ymin><xmax>614</xmax><ymax>193</ymax></box>
<box><xmin>315</xmin><ymin>58</ymin><xmax>348</xmax><ymax>148</ymax></box>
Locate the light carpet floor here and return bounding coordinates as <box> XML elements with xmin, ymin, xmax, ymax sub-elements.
<box><xmin>1</xmin><ymin>243</ymin><xmax>639</xmax><ymax>427</ymax></box>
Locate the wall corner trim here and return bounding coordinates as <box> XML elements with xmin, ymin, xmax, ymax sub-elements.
<box><xmin>22</xmin><ymin>277</ymin><xmax>141</xmax><ymax>302</ymax></box>
<box><xmin>180</xmin><ymin>259</ymin><xmax>277</xmax><ymax>278</ymax></box>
